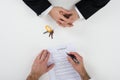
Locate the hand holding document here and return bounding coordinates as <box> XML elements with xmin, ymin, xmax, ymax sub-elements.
<box><xmin>26</xmin><ymin>45</ymin><xmax>90</xmax><ymax>80</ymax></box>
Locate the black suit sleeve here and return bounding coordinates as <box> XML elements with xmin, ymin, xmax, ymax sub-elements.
<box><xmin>23</xmin><ymin>0</ymin><xmax>51</xmax><ymax>15</ymax></box>
<box><xmin>76</xmin><ymin>0</ymin><xmax>110</xmax><ymax>19</ymax></box>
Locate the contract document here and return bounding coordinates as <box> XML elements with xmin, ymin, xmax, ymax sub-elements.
<box><xmin>48</xmin><ymin>44</ymin><xmax>81</xmax><ymax>80</ymax></box>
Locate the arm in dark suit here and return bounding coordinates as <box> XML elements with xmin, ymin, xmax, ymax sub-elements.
<box><xmin>23</xmin><ymin>0</ymin><xmax>110</xmax><ymax>19</ymax></box>
<box><xmin>23</xmin><ymin>0</ymin><xmax>51</xmax><ymax>15</ymax></box>
<box><xmin>75</xmin><ymin>0</ymin><xmax>110</xmax><ymax>19</ymax></box>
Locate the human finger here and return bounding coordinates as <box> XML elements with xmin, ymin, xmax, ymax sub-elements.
<box><xmin>68</xmin><ymin>16</ymin><xmax>75</xmax><ymax>23</ymax></box>
<box><xmin>44</xmin><ymin>51</ymin><xmax>50</xmax><ymax>63</ymax></box>
<box><xmin>47</xmin><ymin>64</ymin><xmax>55</xmax><ymax>71</ymax></box>
<box><xmin>59</xmin><ymin>13</ymin><xmax>73</xmax><ymax>25</ymax></box>
<box><xmin>67</xmin><ymin>23</ymin><xmax>73</xmax><ymax>27</ymax></box>
<box><xmin>59</xmin><ymin>15</ymin><xmax>69</xmax><ymax>22</ymax></box>
<box><xmin>35</xmin><ymin>50</ymin><xmax>45</xmax><ymax>61</ymax></box>
<box><xmin>60</xmin><ymin>8</ymin><xmax>72</xmax><ymax>14</ymax></box>
<box><xmin>57</xmin><ymin>21</ymin><xmax>64</xmax><ymax>26</ymax></box>
<box><xmin>69</xmin><ymin>52</ymin><xmax>83</xmax><ymax>61</ymax></box>
<box><xmin>67</xmin><ymin>56</ymin><xmax>76</xmax><ymax>65</ymax></box>
<box><xmin>58</xmin><ymin>18</ymin><xmax>73</xmax><ymax>27</ymax></box>
<box><xmin>57</xmin><ymin>21</ymin><xmax>63</xmax><ymax>26</ymax></box>
<box><xmin>40</xmin><ymin>50</ymin><xmax>48</xmax><ymax>61</ymax></box>
<box><xmin>58</xmin><ymin>20</ymin><xmax>73</xmax><ymax>27</ymax></box>
<box><xmin>57</xmin><ymin>19</ymin><xmax>67</xmax><ymax>27</ymax></box>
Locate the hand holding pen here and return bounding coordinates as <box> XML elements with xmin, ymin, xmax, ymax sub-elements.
<box><xmin>66</xmin><ymin>52</ymin><xmax>80</xmax><ymax>64</ymax></box>
<box><xmin>67</xmin><ymin>52</ymin><xmax>90</xmax><ymax>80</ymax></box>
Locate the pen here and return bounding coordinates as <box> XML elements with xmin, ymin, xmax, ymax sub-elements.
<box><xmin>66</xmin><ymin>53</ymin><xmax>80</xmax><ymax>64</ymax></box>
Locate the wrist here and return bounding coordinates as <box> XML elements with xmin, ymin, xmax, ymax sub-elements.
<box><xmin>79</xmin><ymin>67</ymin><xmax>90</xmax><ymax>80</ymax></box>
<box><xmin>81</xmin><ymin>73</ymin><xmax>90</xmax><ymax>80</ymax></box>
<box><xmin>48</xmin><ymin>7</ymin><xmax>54</xmax><ymax>14</ymax></box>
<box><xmin>80</xmin><ymin>72</ymin><xmax>90</xmax><ymax>80</ymax></box>
<box><xmin>27</xmin><ymin>73</ymin><xmax>39</xmax><ymax>80</ymax></box>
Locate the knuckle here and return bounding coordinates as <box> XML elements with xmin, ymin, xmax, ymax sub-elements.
<box><xmin>39</xmin><ymin>60</ymin><xmax>43</xmax><ymax>63</ymax></box>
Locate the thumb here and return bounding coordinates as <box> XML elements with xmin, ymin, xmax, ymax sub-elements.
<box><xmin>47</xmin><ymin>64</ymin><xmax>55</xmax><ymax>71</ymax></box>
<box><xmin>61</xmin><ymin>8</ymin><xmax>72</xmax><ymax>14</ymax></box>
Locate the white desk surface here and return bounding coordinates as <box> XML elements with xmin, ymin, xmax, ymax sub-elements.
<box><xmin>0</xmin><ymin>0</ymin><xmax>120</xmax><ymax>80</ymax></box>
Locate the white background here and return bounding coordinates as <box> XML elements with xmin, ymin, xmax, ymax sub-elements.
<box><xmin>0</xmin><ymin>0</ymin><xmax>120</xmax><ymax>80</ymax></box>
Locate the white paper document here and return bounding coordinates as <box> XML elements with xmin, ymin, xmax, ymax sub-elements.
<box><xmin>48</xmin><ymin>44</ymin><xmax>81</xmax><ymax>80</ymax></box>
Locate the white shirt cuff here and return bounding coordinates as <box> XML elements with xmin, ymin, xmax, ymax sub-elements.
<box><xmin>41</xmin><ymin>6</ymin><xmax>53</xmax><ymax>16</ymax></box>
<box><xmin>75</xmin><ymin>7</ymin><xmax>84</xmax><ymax>20</ymax></box>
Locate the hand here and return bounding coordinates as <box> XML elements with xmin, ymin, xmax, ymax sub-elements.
<box><xmin>69</xmin><ymin>9</ymin><xmax>79</xmax><ymax>23</ymax></box>
<box><xmin>67</xmin><ymin>52</ymin><xmax>90</xmax><ymax>80</ymax></box>
<box><xmin>49</xmin><ymin>7</ymin><xmax>73</xmax><ymax>27</ymax></box>
<box><xmin>27</xmin><ymin>50</ymin><xmax>54</xmax><ymax>80</ymax></box>
<box><xmin>61</xmin><ymin>9</ymin><xmax>79</xmax><ymax>27</ymax></box>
